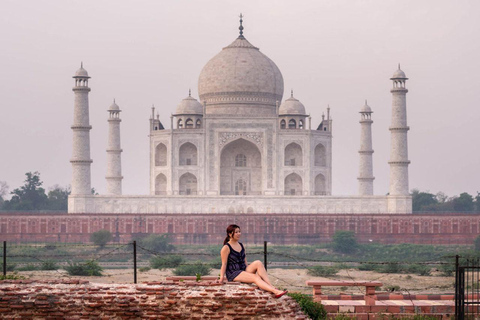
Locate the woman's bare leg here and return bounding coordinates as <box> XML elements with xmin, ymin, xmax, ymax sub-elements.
<box><xmin>233</xmin><ymin>271</ymin><xmax>282</xmax><ymax>295</ymax></box>
<box><xmin>246</xmin><ymin>260</ymin><xmax>273</xmax><ymax>286</ymax></box>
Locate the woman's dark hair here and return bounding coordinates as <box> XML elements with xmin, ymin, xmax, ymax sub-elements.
<box><xmin>223</xmin><ymin>224</ymin><xmax>240</xmax><ymax>245</ymax></box>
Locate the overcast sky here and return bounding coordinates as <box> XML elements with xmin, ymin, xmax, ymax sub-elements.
<box><xmin>1</xmin><ymin>0</ymin><xmax>479</xmax><ymax>199</ymax></box>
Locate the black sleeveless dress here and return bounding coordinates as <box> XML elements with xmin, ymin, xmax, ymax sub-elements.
<box><xmin>225</xmin><ymin>242</ymin><xmax>246</xmax><ymax>281</ymax></box>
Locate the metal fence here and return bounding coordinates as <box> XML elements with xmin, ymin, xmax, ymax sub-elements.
<box><xmin>455</xmin><ymin>255</ymin><xmax>480</xmax><ymax>319</ymax></box>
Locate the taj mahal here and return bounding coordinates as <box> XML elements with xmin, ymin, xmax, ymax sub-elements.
<box><xmin>68</xmin><ymin>17</ymin><xmax>412</xmax><ymax>214</ymax></box>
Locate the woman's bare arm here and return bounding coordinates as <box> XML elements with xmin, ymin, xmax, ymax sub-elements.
<box><xmin>218</xmin><ymin>245</ymin><xmax>229</xmax><ymax>283</ymax></box>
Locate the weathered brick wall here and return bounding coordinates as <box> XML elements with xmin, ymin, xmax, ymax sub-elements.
<box><xmin>1</xmin><ymin>212</ymin><xmax>479</xmax><ymax>245</ymax></box>
<box><xmin>0</xmin><ymin>280</ymin><xmax>305</xmax><ymax>319</ymax></box>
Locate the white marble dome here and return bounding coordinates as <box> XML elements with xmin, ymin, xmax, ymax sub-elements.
<box><xmin>74</xmin><ymin>66</ymin><xmax>89</xmax><ymax>78</ymax></box>
<box><xmin>175</xmin><ymin>94</ymin><xmax>203</xmax><ymax>115</ymax></box>
<box><xmin>279</xmin><ymin>94</ymin><xmax>306</xmax><ymax>115</ymax></box>
<box><xmin>391</xmin><ymin>67</ymin><xmax>407</xmax><ymax>79</ymax></box>
<box><xmin>198</xmin><ymin>36</ymin><xmax>284</xmax><ymax>116</ymax></box>
<box><xmin>108</xmin><ymin>100</ymin><xmax>120</xmax><ymax>111</ymax></box>
<box><xmin>360</xmin><ymin>101</ymin><xmax>372</xmax><ymax>113</ymax></box>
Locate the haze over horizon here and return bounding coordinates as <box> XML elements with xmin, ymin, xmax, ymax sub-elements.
<box><xmin>1</xmin><ymin>0</ymin><xmax>479</xmax><ymax>199</ymax></box>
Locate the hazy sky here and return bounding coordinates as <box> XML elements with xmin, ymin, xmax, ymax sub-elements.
<box><xmin>1</xmin><ymin>0</ymin><xmax>479</xmax><ymax>199</ymax></box>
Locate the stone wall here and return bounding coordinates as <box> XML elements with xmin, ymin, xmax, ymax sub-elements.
<box><xmin>0</xmin><ymin>280</ymin><xmax>305</xmax><ymax>320</ymax></box>
<box><xmin>68</xmin><ymin>194</ymin><xmax>411</xmax><ymax>214</ymax></box>
<box><xmin>0</xmin><ymin>212</ymin><xmax>478</xmax><ymax>245</ymax></box>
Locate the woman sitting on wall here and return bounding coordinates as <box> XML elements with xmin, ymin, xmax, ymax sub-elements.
<box><xmin>217</xmin><ymin>224</ymin><xmax>287</xmax><ymax>298</ymax></box>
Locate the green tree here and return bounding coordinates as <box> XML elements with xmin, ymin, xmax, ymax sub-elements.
<box><xmin>411</xmin><ymin>189</ymin><xmax>438</xmax><ymax>212</ymax></box>
<box><xmin>90</xmin><ymin>230</ymin><xmax>113</xmax><ymax>248</ymax></box>
<box><xmin>475</xmin><ymin>192</ymin><xmax>480</xmax><ymax>213</ymax></box>
<box><xmin>3</xmin><ymin>172</ymin><xmax>47</xmax><ymax>210</ymax></box>
<box><xmin>474</xmin><ymin>235</ymin><xmax>480</xmax><ymax>251</ymax></box>
<box><xmin>332</xmin><ymin>230</ymin><xmax>358</xmax><ymax>254</ymax></box>
<box><xmin>0</xmin><ymin>181</ymin><xmax>8</xmax><ymax>208</ymax></box>
<box><xmin>46</xmin><ymin>185</ymin><xmax>70</xmax><ymax>210</ymax></box>
<box><xmin>453</xmin><ymin>192</ymin><xmax>474</xmax><ymax>212</ymax></box>
<box><xmin>140</xmin><ymin>234</ymin><xmax>175</xmax><ymax>253</ymax></box>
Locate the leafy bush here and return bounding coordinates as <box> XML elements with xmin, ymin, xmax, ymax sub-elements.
<box><xmin>90</xmin><ymin>230</ymin><xmax>112</xmax><ymax>248</ymax></box>
<box><xmin>474</xmin><ymin>235</ymin><xmax>480</xmax><ymax>251</ymax></box>
<box><xmin>357</xmin><ymin>263</ymin><xmax>380</xmax><ymax>271</ymax></box>
<box><xmin>439</xmin><ymin>261</ymin><xmax>455</xmax><ymax>276</ymax></box>
<box><xmin>65</xmin><ymin>260</ymin><xmax>103</xmax><ymax>276</ymax></box>
<box><xmin>208</xmin><ymin>257</ymin><xmax>222</xmax><ymax>269</ymax></box>
<box><xmin>379</xmin><ymin>262</ymin><xmax>402</xmax><ymax>273</ymax></box>
<box><xmin>0</xmin><ymin>272</ymin><xmax>25</xmax><ymax>280</ymax></box>
<box><xmin>332</xmin><ymin>230</ymin><xmax>358</xmax><ymax>254</ymax></box>
<box><xmin>150</xmin><ymin>255</ymin><xmax>183</xmax><ymax>269</ymax></box>
<box><xmin>173</xmin><ymin>261</ymin><xmax>211</xmax><ymax>276</ymax></box>
<box><xmin>40</xmin><ymin>260</ymin><xmax>58</xmax><ymax>270</ymax></box>
<box><xmin>140</xmin><ymin>234</ymin><xmax>175</xmax><ymax>253</ymax></box>
<box><xmin>139</xmin><ymin>267</ymin><xmax>150</xmax><ymax>272</ymax></box>
<box><xmin>307</xmin><ymin>265</ymin><xmax>339</xmax><ymax>277</ymax></box>
<box><xmin>17</xmin><ymin>264</ymin><xmax>38</xmax><ymax>271</ymax></box>
<box><xmin>288</xmin><ymin>292</ymin><xmax>326</xmax><ymax>320</ymax></box>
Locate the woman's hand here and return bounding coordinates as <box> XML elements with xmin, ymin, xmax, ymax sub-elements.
<box><xmin>216</xmin><ymin>276</ymin><xmax>226</xmax><ymax>284</ymax></box>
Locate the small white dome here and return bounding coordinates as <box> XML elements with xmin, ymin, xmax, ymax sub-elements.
<box><xmin>279</xmin><ymin>94</ymin><xmax>306</xmax><ymax>115</ymax></box>
<box><xmin>108</xmin><ymin>100</ymin><xmax>120</xmax><ymax>111</ymax></box>
<box><xmin>74</xmin><ymin>64</ymin><xmax>89</xmax><ymax>78</ymax></box>
<box><xmin>175</xmin><ymin>95</ymin><xmax>203</xmax><ymax>115</ymax></box>
<box><xmin>360</xmin><ymin>101</ymin><xmax>372</xmax><ymax>113</ymax></box>
<box><xmin>391</xmin><ymin>65</ymin><xmax>407</xmax><ymax>79</ymax></box>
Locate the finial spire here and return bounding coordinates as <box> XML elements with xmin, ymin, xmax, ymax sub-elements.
<box><xmin>291</xmin><ymin>89</ymin><xmax>293</xmax><ymax>98</ymax></box>
<box><xmin>114</xmin><ymin>98</ymin><xmax>116</xmax><ymax>103</ymax></box>
<box><xmin>81</xmin><ymin>61</ymin><xmax>83</xmax><ymax>68</ymax></box>
<box><xmin>238</xmin><ymin>13</ymin><xmax>244</xmax><ymax>39</ymax></box>
<box><xmin>189</xmin><ymin>88</ymin><xmax>191</xmax><ymax>97</ymax></box>
<box><xmin>398</xmin><ymin>63</ymin><xmax>401</xmax><ymax>70</ymax></box>
<box><xmin>365</xmin><ymin>99</ymin><xmax>367</xmax><ymax>105</ymax></box>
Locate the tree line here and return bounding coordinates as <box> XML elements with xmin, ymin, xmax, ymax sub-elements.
<box><xmin>412</xmin><ymin>189</ymin><xmax>480</xmax><ymax>213</ymax></box>
<box><xmin>0</xmin><ymin>172</ymin><xmax>478</xmax><ymax>213</ymax></box>
<box><xmin>0</xmin><ymin>172</ymin><xmax>73</xmax><ymax>211</ymax></box>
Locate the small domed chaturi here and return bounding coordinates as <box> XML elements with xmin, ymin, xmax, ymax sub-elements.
<box><xmin>391</xmin><ymin>63</ymin><xmax>407</xmax><ymax>79</ymax></box>
<box><xmin>360</xmin><ymin>100</ymin><xmax>372</xmax><ymax>113</ymax></box>
<box><xmin>175</xmin><ymin>92</ymin><xmax>203</xmax><ymax>115</ymax></box>
<box><xmin>108</xmin><ymin>99</ymin><xmax>120</xmax><ymax>111</ymax></box>
<box><xmin>74</xmin><ymin>62</ymin><xmax>90</xmax><ymax>78</ymax></box>
<box><xmin>279</xmin><ymin>92</ymin><xmax>306</xmax><ymax>115</ymax></box>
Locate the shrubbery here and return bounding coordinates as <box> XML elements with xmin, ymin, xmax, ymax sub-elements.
<box><xmin>173</xmin><ymin>261</ymin><xmax>211</xmax><ymax>276</ymax></box>
<box><xmin>307</xmin><ymin>265</ymin><xmax>339</xmax><ymax>277</ymax></box>
<box><xmin>90</xmin><ymin>230</ymin><xmax>112</xmax><ymax>248</ymax></box>
<box><xmin>150</xmin><ymin>255</ymin><xmax>183</xmax><ymax>269</ymax></box>
<box><xmin>140</xmin><ymin>234</ymin><xmax>175</xmax><ymax>253</ymax></box>
<box><xmin>332</xmin><ymin>230</ymin><xmax>358</xmax><ymax>254</ymax></box>
<box><xmin>65</xmin><ymin>260</ymin><xmax>103</xmax><ymax>276</ymax></box>
<box><xmin>288</xmin><ymin>292</ymin><xmax>326</xmax><ymax>320</ymax></box>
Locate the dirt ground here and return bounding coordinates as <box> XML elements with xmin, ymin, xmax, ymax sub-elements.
<box><xmin>15</xmin><ymin>268</ymin><xmax>455</xmax><ymax>296</ymax></box>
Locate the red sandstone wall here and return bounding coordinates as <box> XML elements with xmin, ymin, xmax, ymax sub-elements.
<box><xmin>1</xmin><ymin>213</ymin><xmax>479</xmax><ymax>245</ymax></box>
<box><xmin>0</xmin><ymin>280</ymin><xmax>304</xmax><ymax>319</ymax></box>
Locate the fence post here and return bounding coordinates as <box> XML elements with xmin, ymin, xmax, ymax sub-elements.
<box><xmin>264</xmin><ymin>241</ymin><xmax>267</xmax><ymax>271</ymax></box>
<box><xmin>133</xmin><ymin>241</ymin><xmax>137</xmax><ymax>284</ymax></box>
<box><xmin>3</xmin><ymin>241</ymin><xmax>6</xmax><ymax>276</ymax></box>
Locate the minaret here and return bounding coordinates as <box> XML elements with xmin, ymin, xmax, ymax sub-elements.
<box><xmin>388</xmin><ymin>65</ymin><xmax>410</xmax><ymax>196</ymax></box>
<box><xmin>358</xmin><ymin>100</ymin><xmax>374</xmax><ymax>195</ymax></box>
<box><xmin>71</xmin><ymin>63</ymin><xmax>93</xmax><ymax>195</ymax></box>
<box><xmin>106</xmin><ymin>100</ymin><xmax>123</xmax><ymax>195</ymax></box>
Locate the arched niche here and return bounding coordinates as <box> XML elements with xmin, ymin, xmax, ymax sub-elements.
<box><xmin>284</xmin><ymin>142</ymin><xmax>302</xmax><ymax>166</ymax></box>
<box><xmin>155</xmin><ymin>143</ymin><xmax>167</xmax><ymax>166</ymax></box>
<box><xmin>314</xmin><ymin>143</ymin><xmax>326</xmax><ymax>166</ymax></box>
<box><xmin>288</xmin><ymin>119</ymin><xmax>296</xmax><ymax>129</ymax></box>
<box><xmin>220</xmin><ymin>138</ymin><xmax>262</xmax><ymax>195</ymax></box>
<box><xmin>179</xmin><ymin>172</ymin><xmax>197</xmax><ymax>195</ymax></box>
<box><xmin>284</xmin><ymin>173</ymin><xmax>302</xmax><ymax>195</ymax></box>
<box><xmin>179</xmin><ymin>142</ymin><xmax>197</xmax><ymax>166</ymax></box>
<box><xmin>315</xmin><ymin>174</ymin><xmax>326</xmax><ymax>195</ymax></box>
<box><xmin>155</xmin><ymin>173</ymin><xmax>167</xmax><ymax>195</ymax></box>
